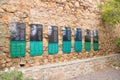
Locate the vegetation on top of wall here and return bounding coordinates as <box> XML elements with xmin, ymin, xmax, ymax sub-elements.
<box><xmin>99</xmin><ymin>0</ymin><xmax>120</xmax><ymax>26</ymax></box>
<box><xmin>0</xmin><ymin>69</ymin><xmax>33</xmax><ymax>80</ymax></box>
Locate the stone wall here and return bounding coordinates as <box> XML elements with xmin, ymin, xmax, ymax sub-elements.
<box><xmin>20</xmin><ymin>54</ymin><xmax>120</xmax><ymax>80</ymax></box>
<box><xmin>0</xmin><ymin>0</ymin><xmax>119</xmax><ymax>70</ymax></box>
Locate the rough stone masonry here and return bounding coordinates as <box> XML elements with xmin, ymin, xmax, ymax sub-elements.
<box><xmin>0</xmin><ymin>0</ymin><xmax>120</xmax><ymax>70</ymax></box>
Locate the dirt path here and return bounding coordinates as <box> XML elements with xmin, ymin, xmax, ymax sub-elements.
<box><xmin>71</xmin><ymin>68</ymin><xmax>120</xmax><ymax>80</ymax></box>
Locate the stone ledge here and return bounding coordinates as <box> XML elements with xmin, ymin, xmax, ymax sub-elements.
<box><xmin>18</xmin><ymin>53</ymin><xmax>120</xmax><ymax>80</ymax></box>
<box><xmin>20</xmin><ymin>53</ymin><xmax>120</xmax><ymax>71</ymax></box>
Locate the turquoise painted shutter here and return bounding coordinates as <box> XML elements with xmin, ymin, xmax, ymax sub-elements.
<box><xmin>10</xmin><ymin>22</ymin><xmax>26</xmax><ymax>57</ymax></box>
<box><xmin>30</xmin><ymin>24</ymin><xmax>43</xmax><ymax>56</ymax></box>
<box><xmin>62</xmin><ymin>27</ymin><xmax>71</xmax><ymax>53</ymax></box>
<box><xmin>74</xmin><ymin>28</ymin><xmax>82</xmax><ymax>52</ymax></box>
<box><xmin>93</xmin><ymin>30</ymin><xmax>99</xmax><ymax>51</ymax></box>
<box><xmin>85</xmin><ymin>29</ymin><xmax>91</xmax><ymax>51</ymax></box>
<box><xmin>48</xmin><ymin>26</ymin><xmax>58</xmax><ymax>54</ymax></box>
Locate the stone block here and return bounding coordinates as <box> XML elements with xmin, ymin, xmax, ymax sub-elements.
<box><xmin>75</xmin><ymin>1</ymin><xmax>80</xmax><ymax>8</ymax></box>
<box><xmin>6</xmin><ymin>62</ymin><xmax>12</xmax><ymax>67</ymax></box>
<box><xmin>1</xmin><ymin>4</ymin><xmax>19</xmax><ymax>12</ymax></box>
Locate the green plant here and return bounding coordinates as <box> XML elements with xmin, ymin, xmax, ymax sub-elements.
<box><xmin>115</xmin><ymin>37</ymin><xmax>120</xmax><ymax>49</ymax></box>
<box><xmin>99</xmin><ymin>0</ymin><xmax>120</xmax><ymax>26</ymax></box>
<box><xmin>0</xmin><ymin>70</ymin><xmax>33</xmax><ymax>80</ymax></box>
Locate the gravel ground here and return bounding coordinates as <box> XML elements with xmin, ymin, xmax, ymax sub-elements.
<box><xmin>71</xmin><ymin>68</ymin><xmax>120</xmax><ymax>80</ymax></box>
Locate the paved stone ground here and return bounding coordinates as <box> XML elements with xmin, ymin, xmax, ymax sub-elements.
<box><xmin>71</xmin><ymin>68</ymin><xmax>120</xmax><ymax>80</ymax></box>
